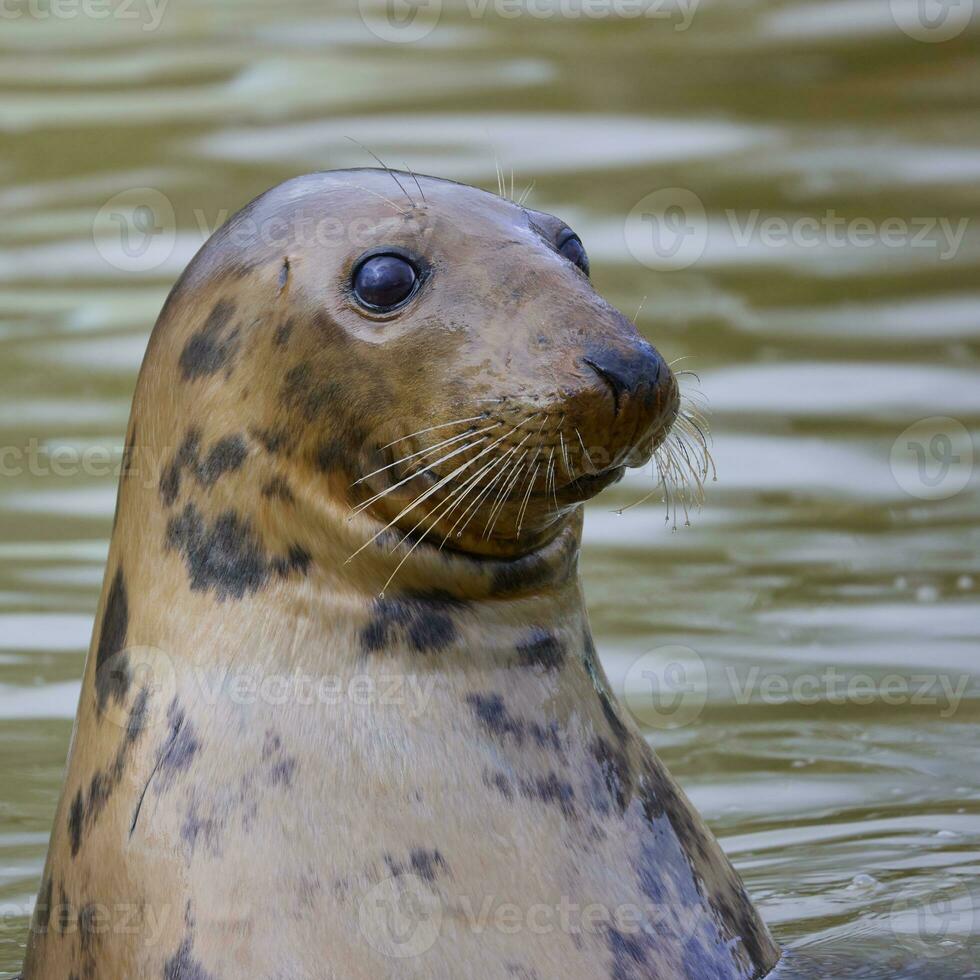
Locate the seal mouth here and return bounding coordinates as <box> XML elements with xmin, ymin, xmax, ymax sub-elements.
<box><xmin>554</xmin><ymin>465</ymin><xmax>627</xmax><ymax>503</ymax></box>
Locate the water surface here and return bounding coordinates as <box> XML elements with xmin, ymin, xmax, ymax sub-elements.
<box><xmin>1</xmin><ymin>1</ymin><xmax>978</xmax><ymax>975</ymax></box>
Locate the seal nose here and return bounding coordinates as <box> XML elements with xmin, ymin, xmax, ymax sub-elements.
<box><xmin>582</xmin><ymin>343</ymin><xmax>665</xmax><ymax>416</ymax></box>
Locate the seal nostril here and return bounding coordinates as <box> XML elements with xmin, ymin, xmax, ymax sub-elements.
<box><xmin>583</xmin><ymin>357</ymin><xmax>628</xmax><ymax>416</ymax></box>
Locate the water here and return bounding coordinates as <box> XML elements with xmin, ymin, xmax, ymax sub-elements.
<box><xmin>1</xmin><ymin>1</ymin><xmax>978</xmax><ymax>975</ymax></box>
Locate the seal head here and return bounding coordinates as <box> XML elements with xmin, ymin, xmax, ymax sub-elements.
<box><xmin>152</xmin><ymin>168</ymin><xmax>678</xmax><ymax>571</ymax></box>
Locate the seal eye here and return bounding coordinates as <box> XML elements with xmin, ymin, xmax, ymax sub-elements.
<box><xmin>352</xmin><ymin>253</ymin><xmax>418</xmax><ymax>311</ymax></box>
<box><xmin>558</xmin><ymin>230</ymin><xmax>589</xmax><ymax>276</ymax></box>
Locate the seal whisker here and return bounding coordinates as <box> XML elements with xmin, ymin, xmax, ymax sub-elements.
<box><xmin>350</xmin><ymin>436</ymin><xmax>490</xmax><ymax>517</ymax></box>
<box><xmin>348</xmin><ymin>416</ymin><xmax>539</xmax><ymax>562</ymax></box>
<box><xmin>354</xmin><ymin>423</ymin><xmax>500</xmax><ymax>486</ymax></box>
<box><xmin>381</xmin><ymin>446</ymin><xmax>516</xmax><ymax>590</ymax></box>
<box><xmin>575</xmin><ymin>428</ymin><xmax>596</xmax><ymax>474</ymax></box>
<box><xmin>382</xmin><ymin>414</ymin><xmax>488</xmax><ymax>449</ymax></box>
<box><xmin>516</xmin><ymin>455</ymin><xmax>541</xmax><ymax>537</ymax></box>
<box><xmin>517</xmin><ymin>180</ymin><xmax>535</xmax><ymax>207</ymax></box>
<box><xmin>632</xmin><ymin>294</ymin><xmax>648</xmax><ymax>325</ymax></box>
<box><xmin>446</xmin><ymin>425</ymin><xmax>532</xmax><ymax>543</ymax></box>
<box><xmin>344</xmin><ymin>137</ymin><xmax>415</xmax><ymax>206</ymax></box>
<box><xmin>403</xmin><ymin>162</ymin><xmax>427</xmax><ymax>203</ymax></box>
<box><xmin>483</xmin><ymin>448</ymin><xmax>530</xmax><ymax>539</ymax></box>
<box><xmin>342</xmin><ymin>181</ymin><xmax>411</xmax><ymax>217</ymax></box>
<box><xmin>444</xmin><ymin>455</ymin><xmax>512</xmax><ymax>545</ymax></box>
<box><xmin>558</xmin><ymin>426</ymin><xmax>571</xmax><ymax>479</ymax></box>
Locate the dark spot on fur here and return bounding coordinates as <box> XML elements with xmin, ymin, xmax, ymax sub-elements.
<box><xmin>590</xmin><ymin>736</ymin><xmax>633</xmax><ymax>815</ymax></box>
<box><xmin>274</xmin><ymin>315</ymin><xmax>293</xmax><ymax>346</ymax></box>
<box><xmin>160</xmin><ymin>430</ymin><xmax>248</xmax><ymax>505</ymax></box>
<box><xmin>68</xmin><ymin>790</ymin><xmax>84</xmax><ymax>856</ymax></box>
<box><xmin>77</xmin><ymin>903</ymin><xmax>99</xmax><ymax>949</ymax></box>
<box><xmin>484</xmin><ymin>769</ymin><xmax>575</xmax><ymax>817</ymax></box>
<box><xmin>179</xmin><ymin>300</ymin><xmax>239</xmax><ymax>381</ymax></box>
<box><xmin>155</xmin><ymin>699</ymin><xmax>201</xmax><ymax>791</ymax></box>
<box><xmin>270</xmin><ymin>545</ymin><xmax>312</xmax><ymax>578</ymax></box>
<box><xmin>361</xmin><ymin>591</ymin><xmax>463</xmax><ymax>654</ymax></box>
<box><xmin>261</xmin><ymin>476</ymin><xmax>294</xmax><ymax>502</ymax></box>
<box><xmin>523</xmin><ymin>772</ymin><xmax>576</xmax><ymax>817</ymax></box>
<box><xmin>198</xmin><ymin>434</ymin><xmax>248</xmax><ymax>485</ymax></box>
<box><xmin>95</xmin><ymin>567</ymin><xmax>129</xmax><ymax>714</ymax></box>
<box><xmin>583</xmin><ymin>631</ymin><xmax>631</xmax><ymax>746</ymax></box>
<box><xmin>163</xmin><ymin>935</ymin><xmax>214</xmax><ymax>980</ymax></box>
<box><xmin>159</xmin><ymin>460</ymin><xmax>182</xmax><ymax>507</ymax></box>
<box><xmin>281</xmin><ymin>363</ymin><xmax>346</xmax><ymax>423</ymax></box>
<box><xmin>71</xmin><ymin>689</ymin><xmax>150</xmax><ymax>855</ymax></box>
<box><xmin>166</xmin><ymin>503</ymin><xmax>309</xmax><ymax>601</ymax></box>
<box><xmin>383</xmin><ymin>848</ymin><xmax>450</xmax><ymax>882</ymax></box>
<box><xmin>179</xmin><ymin>798</ymin><xmax>222</xmax><ymax>856</ymax></box>
<box><xmin>516</xmin><ymin>628</ymin><xmax>565</xmax><ymax>671</ymax></box>
<box><xmin>314</xmin><ymin>438</ymin><xmax>353</xmax><ymax>473</ymax></box>
<box><xmin>633</xmin><ymin>757</ymin><xmax>778</xmax><ymax>974</ymax></box>
<box><xmin>607</xmin><ymin>926</ymin><xmax>649</xmax><ymax>980</ymax></box>
<box><xmin>410</xmin><ymin>848</ymin><xmax>449</xmax><ymax>882</ymax></box>
<box><xmin>482</xmin><ymin>768</ymin><xmax>515</xmax><ymax>801</ymax></box>
<box><xmin>465</xmin><ymin>693</ymin><xmax>561</xmax><ymax>751</ymax></box>
<box><xmin>250</xmin><ymin>425</ymin><xmax>292</xmax><ymax>456</ymax></box>
<box><xmin>277</xmin><ymin>261</ymin><xmax>290</xmax><ymax>296</ymax></box>
<box><xmin>262</xmin><ymin>729</ymin><xmax>298</xmax><ymax>788</ymax></box>
<box><xmin>57</xmin><ymin>883</ymin><xmax>72</xmax><ymax>934</ymax></box>
<box><xmin>34</xmin><ymin>875</ymin><xmax>53</xmax><ymax>934</ymax></box>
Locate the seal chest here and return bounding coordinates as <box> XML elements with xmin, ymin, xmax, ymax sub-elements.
<box><xmin>21</xmin><ymin>169</ymin><xmax>778</xmax><ymax>980</ymax></box>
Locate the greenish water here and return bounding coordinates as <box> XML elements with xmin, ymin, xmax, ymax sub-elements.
<box><xmin>1</xmin><ymin>1</ymin><xmax>979</xmax><ymax>976</ymax></box>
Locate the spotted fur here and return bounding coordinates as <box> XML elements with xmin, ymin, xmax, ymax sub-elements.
<box><xmin>22</xmin><ymin>170</ymin><xmax>777</xmax><ymax>980</ymax></box>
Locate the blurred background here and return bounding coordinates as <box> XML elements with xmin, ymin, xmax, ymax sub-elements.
<box><xmin>0</xmin><ymin>0</ymin><xmax>978</xmax><ymax>975</ymax></box>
